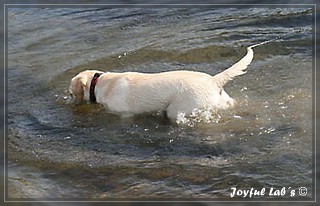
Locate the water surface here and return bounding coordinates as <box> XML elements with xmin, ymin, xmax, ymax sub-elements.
<box><xmin>7</xmin><ymin>7</ymin><xmax>313</xmax><ymax>200</ymax></box>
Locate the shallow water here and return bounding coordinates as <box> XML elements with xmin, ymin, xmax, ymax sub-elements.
<box><xmin>7</xmin><ymin>7</ymin><xmax>313</xmax><ymax>200</ymax></box>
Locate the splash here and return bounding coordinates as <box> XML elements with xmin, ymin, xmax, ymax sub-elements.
<box><xmin>176</xmin><ymin>107</ymin><xmax>222</xmax><ymax>127</ymax></box>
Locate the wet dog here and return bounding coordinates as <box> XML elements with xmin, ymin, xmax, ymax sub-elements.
<box><xmin>69</xmin><ymin>42</ymin><xmax>266</xmax><ymax>120</ymax></box>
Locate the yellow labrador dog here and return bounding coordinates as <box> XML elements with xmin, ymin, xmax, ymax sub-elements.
<box><xmin>69</xmin><ymin>42</ymin><xmax>266</xmax><ymax>120</ymax></box>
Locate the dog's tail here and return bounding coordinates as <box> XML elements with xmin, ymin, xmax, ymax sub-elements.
<box><xmin>212</xmin><ymin>40</ymin><xmax>271</xmax><ymax>88</ymax></box>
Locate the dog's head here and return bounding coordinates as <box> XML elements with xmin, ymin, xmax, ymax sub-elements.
<box><xmin>69</xmin><ymin>70</ymin><xmax>104</xmax><ymax>103</ymax></box>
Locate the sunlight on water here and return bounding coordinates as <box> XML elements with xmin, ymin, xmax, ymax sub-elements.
<box><xmin>7</xmin><ymin>7</ymin><xmax>313</xmax><ymax>199</ymax></box>
<box><xmin>176</xmin><ymin>107</ymin><xmax>222</xmax><ymax>126</ymax></box>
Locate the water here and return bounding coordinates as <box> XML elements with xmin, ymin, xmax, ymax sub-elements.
<box><xmin>7</xmin><ymin>7</ymin><xmax>313</xmax><ymax>200</ymax></box>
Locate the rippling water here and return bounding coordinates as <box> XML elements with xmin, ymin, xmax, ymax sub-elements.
<box><xmin>7</xmin><ymin>6</ymin><xmax>313</xmax><ymax>201</ymax></box>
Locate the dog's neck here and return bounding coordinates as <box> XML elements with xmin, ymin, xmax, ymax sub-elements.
<box><xmin>89</xmin><ymin>72</ymin><xmax>104</xmax><ymax>103</ymax></box>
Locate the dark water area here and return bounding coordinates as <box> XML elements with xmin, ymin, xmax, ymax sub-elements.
<box><xmin>4</xmin><ymin>2</ymin><xmax>316</xmax><ymax>205</ymax></box>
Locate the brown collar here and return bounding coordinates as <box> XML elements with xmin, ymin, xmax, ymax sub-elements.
<box><xmin>89</xmin><ymin>72</ymin><xmax>103</xmax><ymax>103</ymax></box>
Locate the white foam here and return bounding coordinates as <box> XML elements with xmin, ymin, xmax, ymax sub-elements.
<box><xmin>176</xmin><ymin>107</ymin><xmax>222</xmax><ymax>126</ymax></box>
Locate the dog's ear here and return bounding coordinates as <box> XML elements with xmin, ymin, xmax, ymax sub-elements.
<box><xmin>71</xmin><ymin>76</ymin><xmax>87</xmax><ymax>101</ymax></box>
